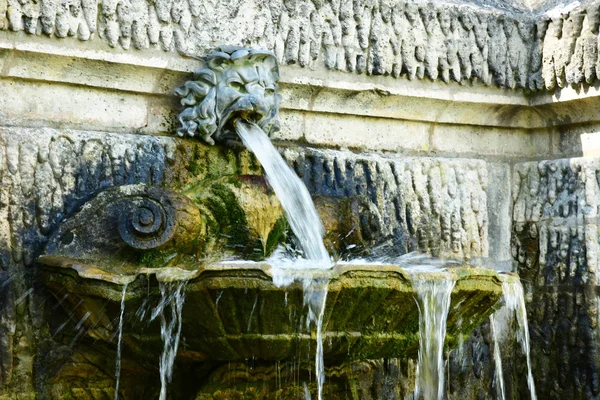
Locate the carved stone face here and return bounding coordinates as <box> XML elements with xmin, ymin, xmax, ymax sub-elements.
<box><xmin>176</xmin><ymin>47</ymin><xmax>282</xmax><ymax>145</ymax></box>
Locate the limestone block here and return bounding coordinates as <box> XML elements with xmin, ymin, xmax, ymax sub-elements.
<box><xmin>512</xmin><ymin>156</ymin><xmax>600</xmax><ymax>399</ymax></box>
<box><xmin>0</xmin><ymin>78</ymin><xmax>148</xmax><ymax>131</ymax></box>
<box><xmin>282</xmin><ymin>147</ymin><xmax>489</xmax><ymax>260</ymax></box>
<box><xmin>431</xmin><ymin>124</ymin><xmax>551</xmax><ymax>157</ymax></box>
<box><xmin>302</xmin><ymin>112</ymin><xmax>430</xmax><ymax>153</ymax></box>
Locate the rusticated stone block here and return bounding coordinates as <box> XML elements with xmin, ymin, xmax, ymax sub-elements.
<box><xmin>283</xmin><ymin>147</ymin><xmax>488</xmax><ymax>260</ymax></box>
<box><xmin>0</xmin><ymin>0</ymin><xmax>537</xmax><ymax>89</ymax></box>
<box><xmin>512</xmin><ymin>157</ymin><xmax>600</xmax><ymax>399</ymax></box>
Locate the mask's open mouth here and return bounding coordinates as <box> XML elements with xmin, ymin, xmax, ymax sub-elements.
<box><xmin>219</xmin><ymin>103</ymin><xmax>269</xmax><ymax>142</ymax></box>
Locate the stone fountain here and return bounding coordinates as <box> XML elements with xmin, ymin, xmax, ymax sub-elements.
<box><xmin>3</xmin><ymin>1</ymin><xmax>600</xmax><ymax>399</ymax></box>
<box><xmin>35</xmin><ymin>46</ymin><xmax>505</xmax><ymax>399</ymax></box>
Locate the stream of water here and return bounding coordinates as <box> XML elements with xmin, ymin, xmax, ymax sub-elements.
<box><xmin>489</xmin><ymin>313</ymin><xmax>506</xmax><ymax>400</ymax></box>
<box><xmin>236</xmin><ymin>121</ymin><xmax>330</xmax><ymax>265</ymax></box>
<box><xmin>303</xmin><ymin>279</ymin><xmax>328</xmax><ymax>400</ymax></box>
<box><xmin>150</xmin><ymin>281</ymin><xmax>187</xmax><ymax>400</ymax></box>
<box><xmin>502</xmin><ymin>277</ymin><xmax>537</xmax><ymax>400</ymax></box>
<box><xmin>412</xmin><ymin>274</ymin><xmax>455</xmax><ymax>400</ymax></box>
<box><xmin>114</xmin><ymin>283</ymin><xmax>128</xmax><ymax>400</ymax></box>
<box><xmin>236</xmin><ymin>121</ymin><xmax>332</xmax><ymax>400</ymax></box>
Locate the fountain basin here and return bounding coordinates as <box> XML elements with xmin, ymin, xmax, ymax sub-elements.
<box><xmin>39</xmin><ymin>259</ymin><xmax>505</xmax><ymax>362</ymax></box>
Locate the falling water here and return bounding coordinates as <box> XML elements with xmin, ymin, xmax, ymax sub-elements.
<box><xmin>236</xmin><ymin>121</ymin><xmax>333</xmax><ymax>398</ymax></box>
<box><xmin>150</xmin><ymin>281</ymin><xmax>187</xmax><ymax>400</ymax></box>
<box><xmin>502</xmin><ymin>278</ymin><xmax>537</xmax><ymax>400</ymax></box>
<box><xmin>235</xmin><ymin>120</ymin><xmax>330</xmax><ymax>264</ymax></box>
<box><xmin>269</xmin><ymin>256</ymin><xmax>331</xmax><ymax>400</ymax></box>
<box><xmin>412</xmin><ymin>274</ymin><xmax>455</xmax><ymax>400</ymax></box>
<box><xmin>303</xmin><ymin>279</ymin><xmax>328</xmax><ymax>400</ymax></box>
<box><xmin>489</xmin><ymin>313</ymin><xmax>506</xmax><ymax>400</ymax></box>
<box><xmin>114</xmin><ymin>283</ymin><xmax>128</xmax><ymax>400</ymax></box>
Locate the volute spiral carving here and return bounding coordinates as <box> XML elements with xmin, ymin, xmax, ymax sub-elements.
<box><xmin>118</xmin><ymin>195</ymin><xmax>177</xmax><ymax>250</ymax></box>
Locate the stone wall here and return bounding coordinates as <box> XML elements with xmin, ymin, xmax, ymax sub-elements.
<box><xmin>284</xmin><ymin>147</ymin><xmax>489</xmax><ymax>259</ymax></box>
<box><xmin>2</xmin><ymin>0</ymin><xmax>600</xmax><ymax>399</ymax></box>
<box><xmin>512</xmin><ymin>157</ymin><xmax>600</xmax><ymax>399</ymax></box>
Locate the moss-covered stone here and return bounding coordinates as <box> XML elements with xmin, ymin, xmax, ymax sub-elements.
<box><xmin>40</xmin><ymin>262</ymin><xmax>503</xmax><ymax>366</ymax></box>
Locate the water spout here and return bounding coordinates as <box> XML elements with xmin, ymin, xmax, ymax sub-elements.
<box><xmin>235</xmin><ymin>120</ymin><xmax>330</xmax><ymax>265</ymax></box>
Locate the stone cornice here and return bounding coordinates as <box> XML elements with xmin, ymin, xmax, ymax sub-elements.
<box><xmin>0</xmin><ymin>0</ymin><xmax>538</xmax><ymax>89</ymax></box>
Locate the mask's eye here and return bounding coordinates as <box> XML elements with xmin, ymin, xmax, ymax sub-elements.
<box><xmin>229</xmin><ymin>81</ymin><xmax>247</xmax><ymax>93</ymax></box>
<box><xmin>265</xmin><ymin>87</ymin><xmax>275</xmax><ymax>95</ymax></box>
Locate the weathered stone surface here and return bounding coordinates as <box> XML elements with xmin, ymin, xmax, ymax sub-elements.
<box><xmin>283</xmin><ymin>147</ymin><xmax>489</xmax><ymax>260</ymax></box>
<box><xmin>40</xmin><ymin>179</ymin><xmax>285</xmax><ymax>273</ymax></box>
<box><xmin>0</xmin><ymin>0</ymin><xmax>538</xmax><ymax>89</ymax></box>
<box><xmin>0</xmin><ymin>126</ymin><xmax>264</xmax><ymax>393</ymax></box>
<box><xmin>193</xmin><ymin>359</ymin><xmax>415</xmax><ymax>400</ymax></box>
<box><xmin>7</xmin><ymin>0</ymin><xmax>600</xmax><ymax>93</ymax></box>
<box><xmin>39</xmin><ymin>261</ymin><xmax>503</xmax><ymax>361</ymax></box>
<box><xmin>512</xmin><ymin>157</ymin><xmax>600</xmax><ymax>399</ymax></box>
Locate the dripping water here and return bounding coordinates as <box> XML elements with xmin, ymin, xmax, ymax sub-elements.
<box><xmin>150</xmin><ymin>281</ymin><xmax>187</xmax><ymax>400</ymax></box>
<box><xmin>489</xmin><ymin>313</ymin><xmax>506</xmax><ymax>400</ymax></box>
<box><xmin>412</xmin><ymin>273</ymin><xmax>455</xmax><ymax>400</ymax></box>
<box><xmin>114</xmin><ymin>283</ymin><xmax>128</xmax><ymax>400</ymax></box>
<box><xmin>502</xmin><ymin>277</ymin><xmax>537</xmax><ymax>400</ymax></box>
<box><xmin>271</xmin><ymin>259</ymin><xmax>331</xmax><ymax>400</ymax></box>
<box><xmin>303</xmin><ymin>279</ymin><xmax>328</xmax><ymax>400</ymax></box>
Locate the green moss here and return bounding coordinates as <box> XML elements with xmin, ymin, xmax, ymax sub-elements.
<box><xmin>264</xmin><ymin>217</ymin><xmax>288</xmax><ymax>257</ymax></box>
<box><xmin>188</xmin><ymin>144</ymin><xmax>206</xmax><ymax>177</ymax></box>
<box><xmin>206</xmin><ymin>183</ymin><xmax>251</xmax><ymax>253</ymax></box>
<box><xmin>139</xmin><ymin>249</ymin><xmax>177</xmax><ymax>268</ymax></box>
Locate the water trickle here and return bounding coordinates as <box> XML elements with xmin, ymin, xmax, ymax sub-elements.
<box><xmin>150</xmin><ymin>281</ymin><xmax>187</xmax><ymax>400</ymax></box>
<box><xmin>270</xmin><ymin>259</ymin><xmax>330</xmax><ymax>400</ymax></box>
<box><xmin>489</xmin><ymin>313</ymin><xmax>506</xmax><ymax>400</ymax></box>
<box><xmin>502</xmin><ymin>277</ymin><xmax>537</xmax><ymax>400</ymax></box>
<box><xmin>235</xmin><ymin>120</ymin><xmax>330</xmax><ymax>265</ymax></box>
<box><xmin>303</xmin><ymin>279</ymin><xmax>328</xmax><ymax>400</ymax></box>
<box><xmin>114</xmin><ymin>283</ymin><xmax>128</xmax><ymax>400</ymax></box>
<box><xmin>454</xmin><ymin>317</ymin><xmax>466</xmax><ymax>370</ymax></box>
<box><xmin>412</xmin><ymin>274</ymin><xmax>455</xmax><ymax>400</ymax></box>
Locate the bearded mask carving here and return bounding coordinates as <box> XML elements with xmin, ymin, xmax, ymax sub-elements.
<box><xmin>176</xmin><ymin>47</ymin><xmax>282</xmax><ymax>145</ymax></box>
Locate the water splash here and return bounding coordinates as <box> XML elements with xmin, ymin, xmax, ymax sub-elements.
<box><xmin>114</xmin><ymin>283</ymin><xmax>128</xmax><ymax>400</ymax></box>
<box><xmin>150</xmin><ymin>281</ymin><xmax>187</xmax><ymax>400</ymax></box>
<box><xmin>412</xmin><ymin>273</ymin><xmax>455</xmax><ymax>400</ymax></box>
<box><xmin>235</xmin><ymin>120</ymin><xmax>330</xmax><ymax>265</ymax></box>
<box><xmin>489</xmin><ymin>313</ymin><xmax>506</xmax><ymax>400</ymax></box>
<box><xmin>502</xmin><ymin>277</ymin><xmax>537</xmax><ymax>400</ymax></box>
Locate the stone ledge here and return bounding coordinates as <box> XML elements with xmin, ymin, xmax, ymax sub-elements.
<box><xmin>4</xmin><ymin>25</ymin><xmax>600</xmax><ymax>161</ymax></box>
